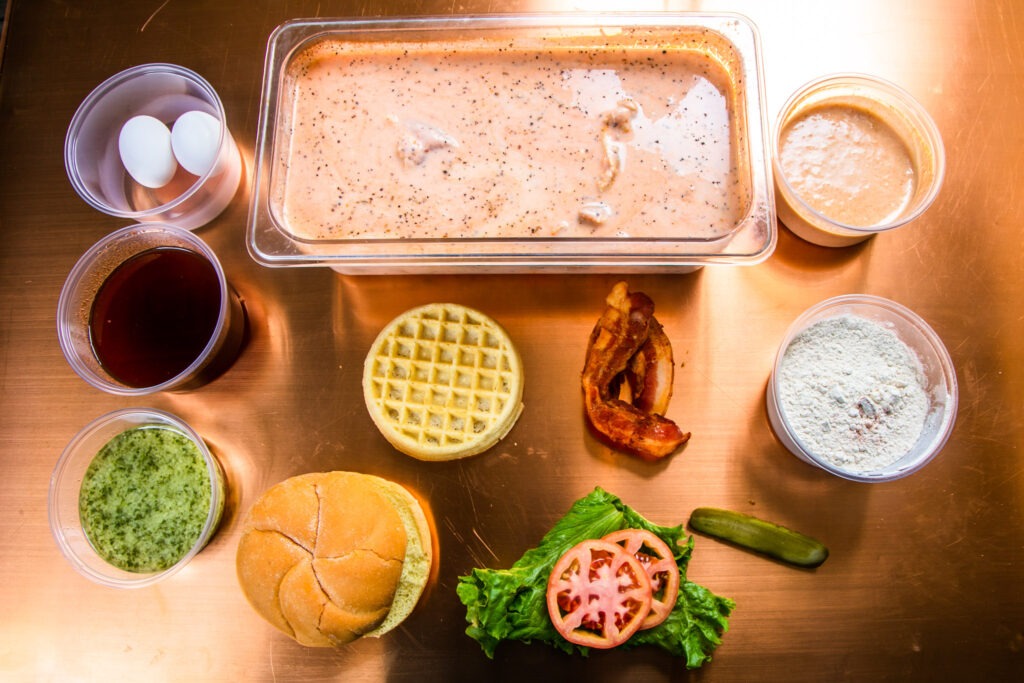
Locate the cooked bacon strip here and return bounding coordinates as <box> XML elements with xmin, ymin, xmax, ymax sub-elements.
<box><xmin>582</xmin><ymin>283</ymin><xmax>690</xmax><ymax>460</ymax></box>
<box><xmin>625</xmin><ymin>317</ymin><xmax>674</xmax><ymax>416</ymax></box>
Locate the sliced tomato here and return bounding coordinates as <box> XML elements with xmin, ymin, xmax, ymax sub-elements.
<box><xmin>603</xmin><ymin>529</ymin><xmax>680</xmax><ymax>629</ymax></box>
<box><xmin>546</xmin><ymin>539</ymin><xmax>652</xmax><ymax>649</ymax></box>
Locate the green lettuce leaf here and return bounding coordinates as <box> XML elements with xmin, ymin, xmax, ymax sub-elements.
<box><xmin>456</xmin><ymin>487</ymin><xmax>734</xmax><ymax>667</ymax></box>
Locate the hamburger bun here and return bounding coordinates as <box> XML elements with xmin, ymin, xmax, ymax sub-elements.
<box><xmin>236</xmin><ymin>471</ymin><xmax>432</xmax><ymax>646</ymax></box>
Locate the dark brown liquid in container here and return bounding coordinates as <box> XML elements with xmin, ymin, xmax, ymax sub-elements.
<box><xmin>89</xmin><ymin>247</ymin><xmax>221</xmax><ymax>388</ymax></box>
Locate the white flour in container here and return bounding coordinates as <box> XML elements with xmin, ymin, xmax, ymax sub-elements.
<box><xmin>778</xmin><ymin>314</ymin><xmax>929</xmax><ymax>473</ymax></box>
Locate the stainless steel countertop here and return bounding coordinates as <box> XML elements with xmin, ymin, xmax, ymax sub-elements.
<box><xmin>1</xmin><ymin>1</ymin><xmax>1021</xmax><ymax>680</ymax></box>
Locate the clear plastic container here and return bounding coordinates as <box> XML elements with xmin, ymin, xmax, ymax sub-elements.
<box><xmin>766</xmin><ymin>295</ymin><xmax>958</xmax><ymax>482</ymax></box>
<box><xmin>65</xmin><ymin>63</ymin><xmax>243</xmax><ymax>230</ymax></box>
<box><xmin>247</xmin><ymin>14</ymin><xmax>775</xmax><ymax>272</ymax></box>
<box><xmin>57</xmin><ymin>223</ymin><xmax>246</xmax><ymax>395</ymax></box>
<box><xmin>48</xmin><ymin>408</ymin><xmax>226</xmax><ymax>588</ymax></box>
<box><xmin>773</xmin><ymin>74</ymin><xmax>945</xmax><ymax>247</ymax></box>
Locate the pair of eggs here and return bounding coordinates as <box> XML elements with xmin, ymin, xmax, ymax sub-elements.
<box><xmin>118</xmin><ymin>111</ymin><xmax>221</xmax><ymax>189</ymax></box>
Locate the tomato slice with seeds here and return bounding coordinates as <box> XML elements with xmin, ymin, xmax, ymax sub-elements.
<box><xmin>603</xmin><ymin>529</ymin><xmax>680</xmax><ymax>630</ymax></box>
<box><xmin>546</xmin><ymin>539</ymin><xmax>652</xmax><ymax>649</ymax></box>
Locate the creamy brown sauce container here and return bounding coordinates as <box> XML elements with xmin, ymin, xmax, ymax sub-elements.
<box><xmin>772</xmin><ymin>74</ymin><xmax>945</xmax><ymax>248</ymax></box>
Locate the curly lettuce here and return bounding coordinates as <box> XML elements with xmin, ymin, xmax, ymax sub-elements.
<box><xmin>456</xmin><ymin>487</ymin><xmax>734</xmax><ymax>667</ymax></box>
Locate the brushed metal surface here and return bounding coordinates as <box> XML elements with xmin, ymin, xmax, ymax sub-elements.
<box><xmin>0</xmin><ymin>1</ymin><xmax>1021</xmax><ymax>681</ymax></box>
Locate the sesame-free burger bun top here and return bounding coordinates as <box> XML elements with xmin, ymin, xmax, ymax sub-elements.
<box><xmin>236</xmin><ymin>471</ymin><xmax>433</xmax><ymax>647</ymax></box>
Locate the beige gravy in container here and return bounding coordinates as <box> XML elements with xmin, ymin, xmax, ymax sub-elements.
<box><xmin>778</xmin><ymin>104</ymin><xmax>916</xmax><ymax>228</ymax></box>
<box><xmin>271</xmin><ymin>37</ymin><xmax>748</xmax><ymax>240</ymax></box>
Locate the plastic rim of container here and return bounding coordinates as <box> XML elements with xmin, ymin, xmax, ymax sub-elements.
<box><xmin>56</xmin><ymin>223</ymin><xmax>231</xmax><ymax>396</ymax></box>
<box><xmin>47</xmin><ymin>407</ymin><xmax>225</xmax><ymax>589</ymax></box>
<box><xmin>772</xmin><ymin>73</ymin><xmax>946</xmax><ymax>246</ymax></box>
<box><xmin>766</xmin><ymin>294</ymin><xmax>958</xmax><ymax>482</ymax></box>
<box><xmin>64</xmin><ymin>63</ymin><xmax>229</xmax><ymax>221</ymax></box>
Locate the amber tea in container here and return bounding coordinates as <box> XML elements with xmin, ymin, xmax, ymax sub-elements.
<box><xmin>57</xmin><ymin>223</ymin><xmax>246</xmax><ymax>395</ymax></box>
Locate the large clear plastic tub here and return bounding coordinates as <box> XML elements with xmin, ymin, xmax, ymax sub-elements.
<box><xmin>247</xmin><ymin>14</ymin><xmax>774</xmax><ymax>273</ymax></box>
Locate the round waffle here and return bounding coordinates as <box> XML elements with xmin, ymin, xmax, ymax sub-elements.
<box><xmin>362</xmin><ymin>303</ymin><xmax>524</xmax><ymax>461</ymax></box>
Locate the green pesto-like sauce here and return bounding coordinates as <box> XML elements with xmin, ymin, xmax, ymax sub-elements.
<box><xmin>79</xmin><ymin>426</ymin><xmax>212</xmax><ymax>573</ymax></box>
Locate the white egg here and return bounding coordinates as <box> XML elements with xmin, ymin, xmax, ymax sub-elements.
<box><xmin>118</xmin><ymin>115</ymin><xmax>177</xmax><ymax>188</ymax></box>
<box><xmin>171</xmin><ymin>110</ymin><xmax>221</xmax><ymax>177</ymax></box>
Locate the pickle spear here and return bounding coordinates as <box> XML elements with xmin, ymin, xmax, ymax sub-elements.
<box><xmin>688</xmin><ymin>507</ymin><xmax>829</xmax><ymax>568</ymax></box>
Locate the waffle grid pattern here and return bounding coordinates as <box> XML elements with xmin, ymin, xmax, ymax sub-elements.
<box><xmin>364</xmin><ymin>304</ymin><xmax>522</xmax><ymax>458</ymax></box>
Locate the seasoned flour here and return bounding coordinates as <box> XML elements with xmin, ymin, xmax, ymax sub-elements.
<box><xmin>779</xmin><ymin>314</ymin><xmax>929</xmax><ymax>473</ymax></box>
